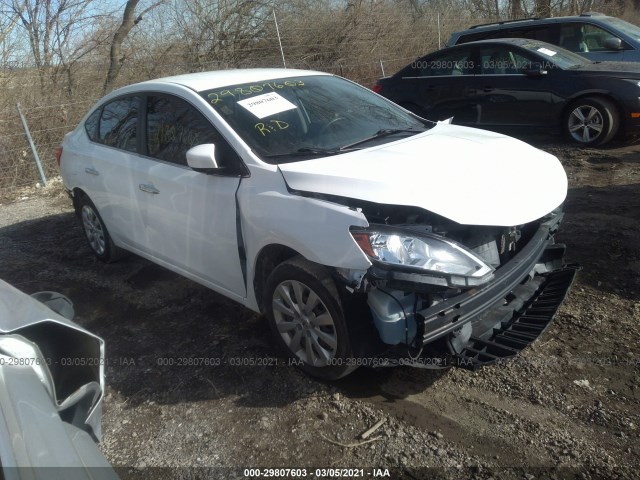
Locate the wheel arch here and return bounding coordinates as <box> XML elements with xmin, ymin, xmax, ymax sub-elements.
<box><xmin>561</xmin><ymin>92</ymin><xmax>622</xmax><ymax>125</ymax></box>
<box><xmin>252</xmin><ymin>244</ymin><xmax>301</xmax><ymax>313</ymax></box>
<box><xmin>71</xmin><ymin>187</ymin><xmax>90</xmax><ymax>216</ymax></box>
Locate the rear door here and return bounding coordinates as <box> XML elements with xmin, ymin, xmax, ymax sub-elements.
<box><xmin>80</xmin><ymin>95</ymin><xmax>145</xmax><ymax>249</ymax></box>
<box><xmin>472</xmin><ymin>45</ymin><xmax>554</xmax><ymax>128</ymax></box>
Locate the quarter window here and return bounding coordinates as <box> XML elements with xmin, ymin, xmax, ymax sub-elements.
<box><xmin>98</xmin><ymin>96</ymin><xmax>140</xmax><ymax>152</ymax></box>
<box><xmin>418</xmin><ymin>49</ymin><xmax>474</xmax><ymax>77</ymax></box>
<box><xmin>84</xmin><ymin>108</ymin><xmax>101</xmax><ymax>142</ymax></box>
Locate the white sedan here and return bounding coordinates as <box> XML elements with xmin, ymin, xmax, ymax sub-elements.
<box><xmin>59</xmin><ymin>69</ymin><xmax>577</xmax><ymax>379</ymax></box>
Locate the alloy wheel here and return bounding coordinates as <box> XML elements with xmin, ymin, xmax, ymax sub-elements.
<box><xmin>568</xmin><ymin>105</ymin><xmax>604</xmax><ymax>143</ymax></box>
<box><xmin>81</xmin><ymin>205</ymin><xmax>106</xmax><ymax>255</ymax></box>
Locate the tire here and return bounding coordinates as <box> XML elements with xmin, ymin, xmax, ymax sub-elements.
<box><xmin>77</xmin><ymin>194</ymin><xmax>124</xmax><ymax>263</ymax></box>
<box><xmin>564</xmin><ymin>97</ymin><xmax>619</xmax><ymax>146</ymax></box>
<box><xmin>264</xmin><ymin>256</ymin><xmax>359</xmax><ymax>380</ymax></box>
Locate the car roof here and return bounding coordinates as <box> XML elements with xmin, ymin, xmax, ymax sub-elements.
<box><xmin>439</xmin><ymin>38</ymin><xmax>554</xmax><ymax>50</ymax></box>
<box><xmin>137</xmin><ymin>68</ymin><xmax>330</xmax><ymax>93</ymax></box>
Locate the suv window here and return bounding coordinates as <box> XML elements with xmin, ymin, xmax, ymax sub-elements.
<box><xmin>98</xmin><ymin>96</ymin><xmax>140</xmax><ymax>151</ymax></box>
<box><xmin>576</xmin><ymin>23</ymin><xmax>624</xmax><ymax>51</ymax></box>
<box><xmin>559</xmin><ymin>23</ymin><xmax>593</xmax><ymax>52</ymax></box>
<box><xmin>459</xmin><ymin>25</ymin><xmax>550</xmax><ymax>44</ymax></box>
<box><xmin>146</xmin><ymin>94</ymin><xmax>242</xmax><ymax>171</ymax></box>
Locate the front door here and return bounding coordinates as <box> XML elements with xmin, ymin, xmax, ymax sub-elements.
<box><xmin>132</xmin><ymin>93</ymin><xmax>246</xmax><ymax>297</ymax></box>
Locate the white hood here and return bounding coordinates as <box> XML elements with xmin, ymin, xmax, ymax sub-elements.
<box><xmin>278</xmin><ymin>123</ymin><xmax>567</xmax><ymax>226</ymax></box>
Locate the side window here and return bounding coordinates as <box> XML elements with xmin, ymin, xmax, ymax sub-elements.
<box><xmin>505</xmin><ymin>26</ymin><xmax>551</xmax><ymax>43</ymax></box>
<box><xmin>581</xmin><ymin>23</ymin><xmax>623</xmax><ymax>51</ymax></box>
<box><xmin>559</xmin><ymin>23</ymin><xmax>594</xmax><ymax>53</ymax></box>
<box><xmin>84</xmin><ymin>108</ymin><xmax>101</xmax><ymax>142</ymax></box>
<box><xmin>146</xmin><ymin>94</ymin><xmax>240</xmax><ymax>170</ymax></box>
<box><xmin>418</xmin><ymin>49</ymin><xmax>474</xmax><ymax>77</ymax></box>
<box><xmin>98</xmin><ymin>96</ymin><xmax>140</xmax><ymax>152</ymax></box>
<box><xmin>480</xmin><ymin>47</ymin><xmax>532</xmax><ymax>75</ymax></box>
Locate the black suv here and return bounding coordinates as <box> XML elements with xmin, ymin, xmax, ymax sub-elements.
<box><xmin>447</xmin><ymin>12</ymin><xmax>640</xmax><ymax>62</ymax></box>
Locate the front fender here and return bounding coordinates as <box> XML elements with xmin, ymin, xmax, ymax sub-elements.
<box><xmin>240</xmin><ymin>184</ymin><xmax>371</xmax><ymax>310</ymax></box>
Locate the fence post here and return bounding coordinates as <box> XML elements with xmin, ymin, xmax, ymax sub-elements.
<box><xmin>16</xmin><ymin>103</ymin><xmax>47</xmax><ymax>187</ymax></box>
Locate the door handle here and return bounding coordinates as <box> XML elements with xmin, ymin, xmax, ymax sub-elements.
<box><xmin>84</xmin><ymin>167</ymin><xmax>99</xmax><ymax>176</ymax></box>
<box><xmin>483</xmin><ymin>86</ymin><xmax>494</xmax><ymax>92</ymax></box>
<box><xmin>139</xmin><ymin>184</ymin><xmax>160</xmax><ymax>194</ymax></box>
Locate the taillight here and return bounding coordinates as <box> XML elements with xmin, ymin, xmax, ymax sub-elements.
<box><xmin>372</xmin><ymin>83</ymin><xmax>382</xmax><ymax>94</ymax></box>
<box><xmin>55</xmin><ymin>146</ymin><xmax>63</xmax><ymax>167</ymax></box>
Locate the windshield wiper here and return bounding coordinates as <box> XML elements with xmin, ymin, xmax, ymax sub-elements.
<box><xmin>264</xmin><ymin>147</ymin><xmax>342</xmax><ymax>159</ymax></box>
<box><xmin>340</xmin><ymin>128</ymin><xmax>424</xmax><ymax>150</ymax></box>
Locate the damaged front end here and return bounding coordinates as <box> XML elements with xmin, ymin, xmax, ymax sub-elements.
<box><xmin>343</xmin><ymin>202</ymin><xmax>578</xmax><ymax>369</ymax></box>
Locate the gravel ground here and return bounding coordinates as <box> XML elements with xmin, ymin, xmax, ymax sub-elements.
<box><xmin>0</xmin><ymin>138</ymin><xmax>638</xmax><ymax>480</ymax></box>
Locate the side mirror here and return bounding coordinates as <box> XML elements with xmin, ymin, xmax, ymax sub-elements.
<box><xmin>523</xmin><ymin>63</ymin><xmax>548</xmax><ymax>77</ymax></box>
<box><xmin>186</xmin><ymin>144</ymin><xmax>219</xmax><ymax>172</ymax></box>
<box><xmin>603</xmin><ymin>37</ymin><xmax>623</xmax><ymax>50</ymax></box>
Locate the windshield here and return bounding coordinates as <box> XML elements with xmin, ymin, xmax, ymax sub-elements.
<box><xmin>520</xmin><ymin>41</ymin><xmax>590</xmax><ymax>69</ymax></box>
<box><xmin>200</xmin><ymin>75</ymin><xmax>428</xmax><ymax>164</ymax></box>
<box><xmin>604</xmin><ymin>17</ymin><xmax>640</xmax><ymax>41</ymax></box>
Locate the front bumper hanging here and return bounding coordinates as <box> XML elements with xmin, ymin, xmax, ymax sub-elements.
<box><xmin>452</xmin><ymin>265</ymin><xmax>579</xmax><ymax>370</ymax></box>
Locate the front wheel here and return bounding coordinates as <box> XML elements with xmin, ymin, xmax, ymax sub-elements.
<box><xmin>564</xmin><ymin>97</ymin><xmax>619</xmax><ymax>146</ymax></box>
<box><xmin>264</xmin><ymin>256</ymin><xmax>358</xmax><ymax>380</ymax></box>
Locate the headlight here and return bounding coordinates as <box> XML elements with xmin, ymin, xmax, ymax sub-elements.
<box><xmin>351</xmin><ymin>228</ymin><xmax>494</xmax><ymax>287</ymax></box>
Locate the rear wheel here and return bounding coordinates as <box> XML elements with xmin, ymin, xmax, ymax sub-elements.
<box><xmin>264</xmin><ymin>256</ymin><xmax>358</xmax><ymax>380</ymax></box>
<box><xmin>78</xmin><ymin>194</ymin><xmax>124</xmax><ymax>263</ymax></box>
<box><xmin>564</xmin><ymin>97</ymin><xmax>619</xmax><ymax>146</ymax></box>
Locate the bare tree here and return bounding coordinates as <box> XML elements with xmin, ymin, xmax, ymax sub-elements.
<box><xmin>0</xmin><ymin>4</ymin><xmax>20</xmax><ymax>45</ymax></box>
<box><xmin>534</xmin><ymin>0</ymin><xmax>551</xmax><ymax>16</ymax></box>
<box><xmin>103</xmin><ymin>0</ymin><xmax>165</xmax><ymax>93</ymax></box>
<box><xmin>169</xmin><ymin>0</ymin><xmax>274</xmax><ymax>71</ymax></box>
<box><xmin>3</xmin><ymin>0</ymin><xmax>98</xmax><ymax>88</ymax></box>
<box><xmin>511</xmin><ymin>0</ymin><xmax>524</xmax><ymax>17</ymax></box>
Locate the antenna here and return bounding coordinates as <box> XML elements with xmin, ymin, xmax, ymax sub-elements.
<box><xmin>273</xmin><ymin>9</ymin><xmax>287</xmax><ymax>68</ymax></box>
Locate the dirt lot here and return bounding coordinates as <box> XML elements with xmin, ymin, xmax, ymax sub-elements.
<box><xmin>0</xmin><ymin>137</ymin><xmax>638</xmax><ymax>479</ymax></box>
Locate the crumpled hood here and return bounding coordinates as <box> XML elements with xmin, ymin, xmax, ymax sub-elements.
<box><xmin>278</xmin><ymin>123</ymin><xmax>567</xmax><ymax>226</ymax></box>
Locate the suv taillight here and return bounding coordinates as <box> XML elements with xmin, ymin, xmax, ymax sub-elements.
<box><xmin>372</xmin><ymin>83</ymin><xmax>382</xmax><ymax>94</ymax></box>
<box><xmin>55</xmin><ymin>146</ymin><xmax>63</xmax><ymax>167</ymax></box>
